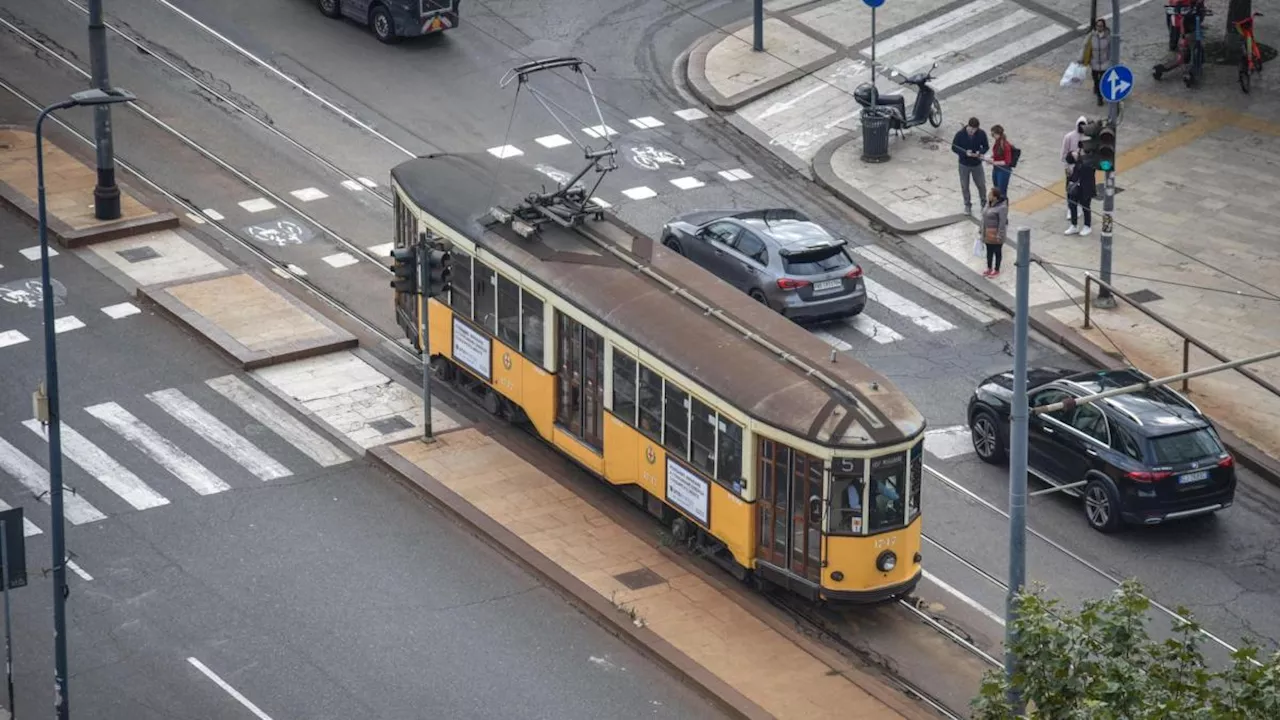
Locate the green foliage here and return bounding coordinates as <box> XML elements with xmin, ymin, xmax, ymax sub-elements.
<box><xmin>972</xmin><ymin>580</ymin><xmax>1280</xmax><ymax>719</ymax></box>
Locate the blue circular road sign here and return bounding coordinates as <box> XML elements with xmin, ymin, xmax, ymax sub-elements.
<box><xmin>1100</xmin><ymin>65</ymin><xmax>1134</xmax><ymax>103</ymax></box>
<box><xmin>863</xmin><ymin>0</ymin><xmax>885</xmax><ymax>7</ymax></box>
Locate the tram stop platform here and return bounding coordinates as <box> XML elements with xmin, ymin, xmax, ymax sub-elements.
<box><xmin>373</xmin><ymin>431</ymin><xmax>935</xmax><ymax>720</ymax></box>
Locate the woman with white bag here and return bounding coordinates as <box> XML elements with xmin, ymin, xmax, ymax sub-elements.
<box><xmin>1083</xmin><ymin>19</ymin><xmax>1113</xmax><ymax>106</ymax></box>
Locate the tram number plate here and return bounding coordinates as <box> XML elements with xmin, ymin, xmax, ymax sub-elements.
<box><xmin>1178</xmin><ymin>470</ymin><xmax>1209</xmax><ymax>485</ymax></box>
<box><xmin>813</xmin><ymin>279</ymin><xmax>842</xmax><ymax>293</ymax></box>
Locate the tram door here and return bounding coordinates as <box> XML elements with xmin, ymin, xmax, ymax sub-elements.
<box><xmin>757</xmin><ymin>438</ymin><xmax>823</xmax><ymax>583</ymax></box>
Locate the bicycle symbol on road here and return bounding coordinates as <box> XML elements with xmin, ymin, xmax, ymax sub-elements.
<box><xmin>627</xmin><ymin>145</ymin><xmax>686</xmax><ymax>171</ymax></box>
<box><xmin>243</xmin><ymin>219</ymin><xmax>312</xmax><ymax>247</ymax></box>
<box><xmin>0</xmin><ymin>278</ymin><xmax>66</xmax><ymax>309</ymax></box>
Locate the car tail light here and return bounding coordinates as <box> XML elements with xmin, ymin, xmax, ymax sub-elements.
<box><xmin>777</xmin><ymin>277</ymin><xmax>811</xmax><ymax>290</ymax></box>
<box><xmin>1218</xmin><ymin>455</ymin><xmax>1234</xmax><ymax>468</ymax></box>
<box><xmin>1126</xmin><ymin>470</ymin><xmax>1172</xmax><ymax>483</ymax></box>
<box><xmin>846</xmin><ymin>266</ymin><xmax>863</xmax><ymax>279</ymax></box>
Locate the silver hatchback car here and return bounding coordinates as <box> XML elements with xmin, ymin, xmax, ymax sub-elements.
<box><xmin>660</xmin><ymin>209</ymin><xmax>866</xmax><ymax>322</ymax></box>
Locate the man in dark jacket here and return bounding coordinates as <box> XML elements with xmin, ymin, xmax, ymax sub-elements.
<box><xmin>953</xmin><ymin>117</ymin><xmax>990</xmax><ymax>214</ymax></box>
<box><xmin>1064</xmin><ymin>151</ymin><xmax>1096</xmax><ymax>236</ymax></box>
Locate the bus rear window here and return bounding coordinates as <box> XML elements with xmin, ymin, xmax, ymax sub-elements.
<box><xmin>1149</xmin><ymin>428</ymin><xmax>1222</xmax><ymax>465</ymax></box>
<box><xmin>782</xmin><ymin>247</ymin><xmax>849</xmax><ymax>275</ymax></box>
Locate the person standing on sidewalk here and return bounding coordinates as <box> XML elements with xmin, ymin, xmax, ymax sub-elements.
<box><xmin>1083</xmin><ymin>19</ymin><xmax>1112</xmax><ymax>106</ymax></box>
<box><xmin>1060</xmin><ymin>116</ymin><xmax>1087</xmax><ymax>219</ymax></box>
<box><xmin>989</xmin><ymin>125</ymin><xmax>1014</xmax><ymax>198</ymax></box>
<box><xmin>1065</xmin><ymin>152</ymin><xmax>1096</xmax><ymax>236</ymax></box>
<box><xmin>981</xmin><ymin>188</ymin><xmax>1008</xmax><ymax>278</ymax></box>
<box><xmin>953</xmin><ymin>117</ymin><xmax>989</xmax><ymax>215</ymax></box>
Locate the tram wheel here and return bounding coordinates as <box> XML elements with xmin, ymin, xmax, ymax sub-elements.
<box><xmin>431</xmin><ymin>356</ymin><xmax>456</xmax><ymax>383</ymax></box>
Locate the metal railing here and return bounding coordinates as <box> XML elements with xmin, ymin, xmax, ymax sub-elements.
<box><xmin>1083</xmin><ymin>274</ymin><xmax>1280</xmax><ymax>397</ymax></box>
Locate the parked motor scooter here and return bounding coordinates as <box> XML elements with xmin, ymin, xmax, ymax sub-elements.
<box><xmin>853</xmin><ymin>63</ymin><xmax>943</xmax><ymax>133</ymax></box>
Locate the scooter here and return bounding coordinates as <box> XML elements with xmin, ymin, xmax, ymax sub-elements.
<box><xmin>854</xmin><ymin>62</ymin><xmax>943</xmax><ymax>133</ymax></box>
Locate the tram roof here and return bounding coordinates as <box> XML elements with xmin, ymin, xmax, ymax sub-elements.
<box><xmin>391</xmin><ymin>153</ymin><xmax>924</xmax><ymax>450</ymax></box>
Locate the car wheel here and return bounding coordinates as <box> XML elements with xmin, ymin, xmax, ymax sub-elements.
<box><xmin>370</xmin><ymin>5</ymin><xmax>399</xmax><ymax>43</ymax></box>
<box><xmin>970</xmin><ymin>410</ymin><xmax>1004</xmax><ymax>464</ymax></box>
<box><xmin>662</xmin><ymin>236</ymin><xmax>684</xmax><ymax>256</ymax></box>
<box><xmin>319</xmin><ymin>0</ymin><xmax>341</xmax><ymax>18</ymax></box>
<box><xmin>749</xmin><ymin>289</ymin><xmax>770</xmax><ymax>308</ymax></box>
<box><xmin>1084</xmin><ymin>478</ymin><xmax>1123</xmax><ymax>533</ymax></box>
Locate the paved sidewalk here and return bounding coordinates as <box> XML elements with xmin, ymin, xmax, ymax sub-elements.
<box><xmin>376</xmin><ymin>430</ymin><xmax>930</xmax><ymax>720</ymax></box>
<box><xmin>687</xmin><ymin>0</ymin><xmax>1280</xmax><ymax>473</ymax></box>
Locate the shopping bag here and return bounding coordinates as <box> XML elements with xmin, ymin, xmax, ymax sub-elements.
<box><xmin>973</xmin><ymin>235</ymin><xmax>984</xmax><ymax>258</ymax></box>
<box><xmin>1060</xmin><ymin>61</ymin><xmax>1087</xmax><ymax>88</ymax></box>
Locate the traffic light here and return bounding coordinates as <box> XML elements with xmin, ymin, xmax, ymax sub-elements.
<box><xmin>390</xmin><ymin>246</ymin><xmax>420</xmax><ymax>295</ymax></box>
<box><xmin>1097</xmin><ymin>122</ymin><xmax>1116</xmax><ymax>172</ymax></box>
<box><xmin>425</xmin><ymin>246</ymin><xmax>452</xmax><ymax>298</ymax></box>
<box><xmin>1078</xmin><ymin>120</ymin><xmax>1103</xmax><ymax>169</ymax></box>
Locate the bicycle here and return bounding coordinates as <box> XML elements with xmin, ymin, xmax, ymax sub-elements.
<box><xmin>1236</xmin><ymin>12</ymin><xmax>1264</xmax><ymax>94</ymax></box>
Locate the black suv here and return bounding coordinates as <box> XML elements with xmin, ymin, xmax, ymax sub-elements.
<box><xmin>967</xmin><ymin>367</ymin><xmax>1236</xmax><ymax>532</ymax></box>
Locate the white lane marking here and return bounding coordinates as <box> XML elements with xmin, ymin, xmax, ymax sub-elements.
<box><xmin>674</xmin><ymin>108</ymin><xmax>707</xmax><ymax>121</ymax></box>
<box><xmin>101</xmin><ymin>302</ymin><xmax>142</xmax><ymax>319</ymax></box>
<box><xmin>812</xmin><ymin>331</ymin><xmax>853</xmax><ymax>352</ymax></box>
<box><xmin>367</xmin><ymin>243</ymin><xmax>394</xmax><ymax>257</ymax></box>
<box><xmin>591</xmin><ymin>197</ymin><xmax>612</xmax><ymax>208</ymax></box>
<box><xmin>669</xmin><ymin>176</ymin><xmax>704</xmax><ymax>190</ymax></box>
<box><xmin>892</xmin><ymin>10</ymin><xmax>1038</xmax><ymax>76</ymax></box>
<box><xmin>582</xmin><ymin>125</ymin><xmax>618</xmax><ymax>139</ymax></box>
<box><xmin>924</xmin><ymin>425</ymin><xmax>974</xmax><ymax>459</ymax></box>
<box><xmin>0</xmin><ymin>330</ymin><xmax>29</xmax><ymax>348</ymax></box>
<box><xmin>1080</xmin><ymin>0</ymin><xmax>1157</xmax><ymax>29</ymax></box>
<box><xmin>206</xmin><ymin>375</ymin><xmax>350</xmax><ymax>467</ymax></box>
<box><xmin>187</xmin><ymin>657</ymin><xmax>275</xmax><ymax>720</ymax></box>
<box><xmin>86</xmin><ymin>402</ymin><xmax>231</xmax><ymax>495</ymax></box>
<box><xmin>67</xmin><ymin>560</ymin><xmax>92</xmax><ymax>581</ymax></box>
<box><xmin>147</xmin><ymin>389</ymin><xmax>291</xmax><ymax>482</ymax></box>
<box><xmin>851</xmin><ymin>246</ymin><xmax>997</xmax><ymax>324</ymax></box>
<box><xmin>863</xmin><ymin>279</ymin><xmax>955</xmax><ymax>333</ymax></box>
<box><xmin>936</xmin><ymin>24</ymin><xmax>1070</xmax><ymax>91</ymax></box>
<box><xmin>487</xmin><ymin>145</ymin><xmax>523</xmax><ymax>159</ymax></box>
<box><xmin>20</xmin><ymin>246</ymin><xmax>55</xmax><ymax>261</ymax></box>
<box><xmin>23</xmin><ymin>420</ymin><xmax>169</xmax><ymax>510</ymax></box>
<box><xmin>289</xmin><ymin>187</ymin><xmax>328</xmax><ymax>202</ymax></box>
<box><xmin>0</xmin><ymin>498</ymin><xmax>43</xmax><ymax>536</ymax></box>
<box><xmin>621</xmin><ymin>186</ymin><xmax>656</xmax><ymax>200</ymax></box>
<box><xmin>185</xmin><ymin>212</ymin><xmax>206</xmax><ymax>224</ymax></box>
<box><xmin>322</xmin><ymin>252</ymin><xmax>359</xmax><ymax>268</ymax></box>
<box><xmin>271</xmin><ymin>268</ymin><xmax>290</xmax><ymax>280</ymax></box>
<box><xmin>202</xmin><ymin>209</ymin><xmax>225</xmax><ymax>221</ymax></box>
<box><xmin>0</xmin><ymin>436</ymin><xmax>107</xmax><ymax>524</ymax></box>
<box><xmin>340</xmin><ymin>180</ymin><xmax>364</xmax><ymax>192</ymax></box>
<box><xmin>54</xmin><ymin>316</ymin><xmax>85</xmax><ymax>334</ymax></box>
<box><xmin>863</xmin><ymin>0</ymin><xmax>1003</xmax><ymax>56</ymax></box>
<box><xmin>286</xmin><ymin>264</ymin><xmax>307</xmax><ymax>277</ymax></box>
<box><xmin>922</xmin><ymin>569</ymin><xmax>1006</xmax><ymax>627</ymax></box>
<box><xmin>848</xmin><ymin>314</ymin><xmax>904</xmax><ymax>344</ymax></box>
<box><xmin>536</xmin><ymin>134</ymin><xmax>571</xmax><ymax>148</ymax></box>
<box><xmin>629</xmin><ymin>116</ymin><xmax>665</xmax><ymax>129</ymax></box>
<box><xmin>358</xmin><ymin>177</ymin><xmax>377</xmax><ymax>188</ymax></box>
<box><xmin>718</xmin><ymin>168</ymin><xmax>753</xmax><ymax>181</ymax></box>
<box><xmin>238</xmin><ymin>198</ymin><xmax>276</xmax><ymax>213</ymax></box>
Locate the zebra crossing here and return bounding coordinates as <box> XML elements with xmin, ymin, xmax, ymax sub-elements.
<box><xmin>0</xmin><ymin>373</ymin><xmax>351</xmax><ymax>540</ymax></box>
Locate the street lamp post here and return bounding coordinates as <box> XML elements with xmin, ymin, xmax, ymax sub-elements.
<box><xmin>35</xmin><ymin>87</ymin><xmax>135</xmax><ymax>720</ymax></box>
<box><xmin>88</xmin><ymin>0</ymin><xmax>122</xmax><ymax>220</ymax></box>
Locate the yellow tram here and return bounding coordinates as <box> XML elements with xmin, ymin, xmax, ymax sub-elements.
<box><xmin>389</xmin><ymin>153</ymin><xmax>926</xmax><ymax>602</ymax></box>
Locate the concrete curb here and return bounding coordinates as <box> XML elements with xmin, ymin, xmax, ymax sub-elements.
<box><xmin>367</xmin><ymin>442</ymin><xmax>774</xmax><ymax>720</ymax></box>
<box><xmin>888</xmin><ymin>231</ymin><xmax>1280</xmax><ymax>487</ymax></box>
<box><xmin>684</xmin><ymin>17</ymin><xmax>842</xmax><ymax>112</ymax></box>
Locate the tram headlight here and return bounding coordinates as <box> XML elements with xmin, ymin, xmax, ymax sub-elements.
<box><xmin>876</xmin><ymin>550</ymin><xmax>897</xmax><ymax>573</ymax></box>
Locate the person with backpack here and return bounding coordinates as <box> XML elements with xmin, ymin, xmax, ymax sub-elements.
<box><xmin>989</xmin><ymin>125</ymin><xmax>1017</xmax><ymax>198</ymax></box>
<box><xmin>1064</xmin><ymin>151</ymin><xmax>1096</xmax><ymax>236</ymax></box>
<box><xmin>981</xmin><ymin>188</ymin><xmax>1008</xmax><ymax>278</ymax></box>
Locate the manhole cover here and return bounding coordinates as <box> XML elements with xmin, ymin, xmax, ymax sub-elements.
<box><xmin>117</xmin><ymin>246</ymin><xmax>161</xmax><ymax>263</ymax></box>
<box><xmin>613</xmin><ymin>567</ymin><xmax>665</xmax><ymax>590</ymax></box>
<box><xmin>369</xmin><ymin>416</ymin><xmax>414</xmax><ymax>435</ymax></box>
<box><xmin>1126</xmin><ymin>288</ymin><xmax>1163</xmax><ymax>304</ymax></box>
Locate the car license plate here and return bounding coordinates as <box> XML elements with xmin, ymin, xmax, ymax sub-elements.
<box><xmin>1178</xmin><ymin>470</ymin><xmax>1209</xmax><ymax>484</ymax></box>
<box><xmin>813</xmin><ymin>279</ymin><xmax>842</xmax><ymax>293</ymax></box>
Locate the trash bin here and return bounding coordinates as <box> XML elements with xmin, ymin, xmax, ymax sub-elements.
<box><xmin>860</xmin><ymin>107</ymin><xmax>891</xmax><ymax>163</ymax></box>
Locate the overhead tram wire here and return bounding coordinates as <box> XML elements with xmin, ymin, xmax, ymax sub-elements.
<box><xmin>1034</xmin><ymin>260</ymin><xmax>1135</xmax><ymax>364</ymax></box>
<box><xmin>571</xmin><ymin>0</ymin><xmax>1280</xmax><ymax>304</ymax></box>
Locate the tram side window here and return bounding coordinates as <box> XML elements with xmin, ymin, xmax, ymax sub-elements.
<box><xmin>664</xmin><ymin>383</ymin><xmax>690</xmax><ymax>460</ymax></box>
<box><xmin>612</xmin><ymin>352</ymin><xmax>637</xmax><ymax>425</ymax></box>
<box><xmin>830</xmin><ymin>457</ymin><xmax>865</xmax><ymax>534</ymax></box>
<box><xmin>716</xmin><ymin>419</ymin><xmax>744</xmax><ymax>493</ymax></box>
<box><xmin>521</xmin><ymin>293</ymin><xmax>544</xmax><ymax>364</ymax></box>
<box><xmin>451</xmin><ymin>249</ymin><xmax>473</xmax><ymax>318</ymax></box>
<box><xmin>473</xmin><ymin>261</ymin><xmax>498</xmax><ymax>334</ymax></box>
<box><xmin>868</xmin><ymin>453</ymin><xmax>907</xmax><ymax>533</ymax></box>
<box><xmin>909</xmin><ymin>442</ymin><xmax>922</xmax><ymax>521</ymax></box>
<box><xmin>690</xmin><ymin>398</ymin><xmax>716</xmax><ymax>477</ymax></box>
<box><xmin>394</xmin><ymin>195</ymin><xmax>417</xmax><ymax>246</ymax></box>
<box><xmin>637</xmin><ymin>364</ymin><xmax>663</xmax><ymax>442</ymax></box>
<box><xmin>496</xmin><ymin>275</ymin><xmax>520</xmax><ymax>348</ymax></box>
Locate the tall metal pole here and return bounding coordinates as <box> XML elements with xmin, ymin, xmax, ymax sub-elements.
<box><xmin>1096</xmin><ymin>1</ymin><xmax>1121</xmax><ymax>308</ymax></box>
<box><xmin>88</xmin><ymin>0</ymin><xmax>122</xmax><ymax>220</ymax></box>
<box><xmin>753</xmin><ymin>0</ymin><xmax>764</xmax><ymax>51</ymax></box>
<box><xmin>36</xmin><ymin>99</ymin><xmax>75</xmax><ymax>720</ymax></box>
<box><xmin>419</xmin><ymin>238</ymin><xmax>434</xmax><ymax>441</ymax></box>
<box><xmin>1004</xmin><ymin>227</ymin><xmax>1032</xmax><ymax>711</ymax></box>
<box><xmin>871</xmin><ymin>7</ymin><xmax>877</xmax><ymax>96</ymax></box>
<box><xmin>2</xmin><ymin>519</ymin><xmax>13</xmax><ymax>719</ymax></box>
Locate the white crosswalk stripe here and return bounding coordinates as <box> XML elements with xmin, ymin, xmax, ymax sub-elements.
<box><xmin>0</xmin><ymin>435</ymin><xmax>107</xmax><ymax>524</ymax></box>
<box><xmin>205</xmin><ymin>375</ymin><xmax>350</xmax><ymax>467</ymax></box>
<box><xmin>23</xmin><ymin>420</ymin><xmax>170</xmax><ymax>510</ymax></box>
<box><xmin>848</xmin><ymin>314</ymin><xmax>905</xmax><ymax>344</ymax></box>
<box><xmin>85</xmin><ymin>402</ymin><xmax>232</xmax><ymax>496</ymax></box>
<box><xmin>148</xmin><ymin>388</ymin><xmax>292</xmax><ymax>481</ymax></box>
<box><xmin>0</xmin><ymin>498</ymin><xmax>43</xmax><ymax>537</ymax></box>
<box><xmin>851</xmin><ymin>246</ymin><xmax>998</xmax><ymax>325</ymax></box>
<box><xmin>863</xmin><ymin>279</ymin><xmax>955</xmax><ymax>333</ymax></box>
<box><xmin>925</xmin><ymin>425</ymin><xmax>975</xmax><ymax>459</ymax></box>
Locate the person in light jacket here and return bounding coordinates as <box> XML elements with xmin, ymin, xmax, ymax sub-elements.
<box><xmin>1083</xmin><ymin>19</ymin><xmax>1112</xmax><ymax>106</ymax></box>
<box><xmin>981</xmin><ymin>188</ymin><xmax>1008</xmax><ymax>278</ymax></box>
<box><xmin>1060</xmin><ymin>116</ymin><xmax>1087</xmax><ymax>220</ymax></box>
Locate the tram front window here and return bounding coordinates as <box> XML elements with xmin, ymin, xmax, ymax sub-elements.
<box><xmin>868</xmin><ymin>453</ymin><xmax>906</xmax><ymax>533</ymax></box>
<box><xmin>829</xmin><ymin>457</ymin><xmax>865</xmax><ymax>534</ymax></box>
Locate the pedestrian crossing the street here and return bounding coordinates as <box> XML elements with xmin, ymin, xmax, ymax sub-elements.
<box><xmin>0</xmin><ymin>374</ymin><xmax>353</xmax><ymax>542</ymax></box>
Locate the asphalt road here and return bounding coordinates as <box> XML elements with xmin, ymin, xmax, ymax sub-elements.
<box><xmin>4</xmin><ymin>0</ymin><xmax>1280</xmax><ymax>708</ymax></box>
<box><xmin>0</xmin><ymin>204</ymin><xmax>723</xmax><ymax>718</ymax></box>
